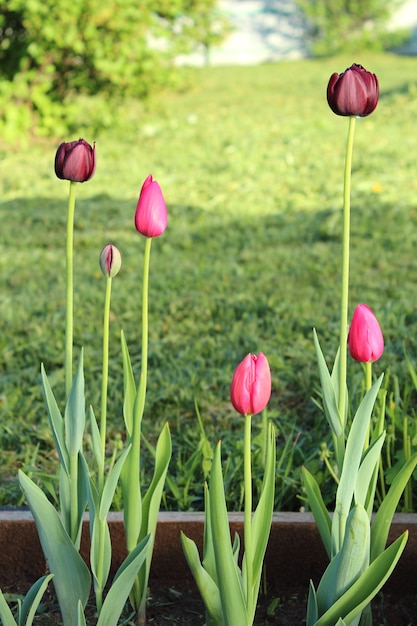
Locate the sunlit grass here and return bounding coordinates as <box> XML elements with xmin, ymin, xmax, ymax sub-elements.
<box><xmin>1</xmin><ymin>53</ymin><xmax>417</xmax><ymax>509</ymax></box>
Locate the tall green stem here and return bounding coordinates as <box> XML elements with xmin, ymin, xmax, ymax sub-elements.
<box><xmin>244</xmin><ymin>412</ymin><xmax>253</xmax><ymax>624</ymax></box>
<box><xmin>65</xmin><ymin>181</ymin><xmax>77</xmax><ymax>398</ymax></box>
<box><xmin>125</xmin><ymin>237</ymin><xmax>151</xmax><ymax>555</ymax></box>
<box><xmin>100</xmin><ymin>275</ymin><xmax>112</xmax><ymax>471</ymax></box>
<box><xmin>337</xmin><ymin>116</ymin><xmax>356</xmax><ymax>470</ymax></box>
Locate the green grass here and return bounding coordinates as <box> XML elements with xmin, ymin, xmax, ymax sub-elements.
<box><xmin>1</xmin><ymin>53</ymin><xmax>417</xmax><ymax>510</ymax></box>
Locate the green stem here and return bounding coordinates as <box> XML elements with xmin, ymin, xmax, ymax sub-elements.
<box><xmin>100</xmin><ymin>276</ymin><xmax>112</xmax><ymax>475</ymax></box>
<box><xmin>125</xmin><ymin>237</ymin><xmax>152</xmax><ymax>559</ymax></box>
<box><xmin>365</xmin><ymin>361</ymin><xmax>372</xmax><ymax>392</ymax></box>
<box><xmin>337</xmin><ymin>115</ymin><xmax>356</xmax><ymax>469</ymax></box>
<box><xmin>65</xmin><ymin>182</ymin><xmax>77</xmax><ymax>398</ymax></box>
<box><xmin>95</xmin><ymin>517</ymin><xmax>107</xmax><ymax>614</ymax></box>
<box><xmin>244</xmin><ymin>412</ymin><xmax>253</xmax><ymax>624</ymax></box>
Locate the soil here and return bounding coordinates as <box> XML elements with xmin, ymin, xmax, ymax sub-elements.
<box><xmin>6</xmin><ymin>579</ymin><xmax>417</xmax><ymax>625</ymax></box>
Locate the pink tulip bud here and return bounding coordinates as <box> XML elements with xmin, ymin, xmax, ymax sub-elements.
<box><xmin>327</xmin><ymin>64</ymin><xmax>379</xmax><ymax>117</ymax></box>
<box><xmin>99</xmin><ymin>243</ymin><xmax>122</xmax><ymax>277</ymax></box>
<box><xmin>348</xmin><ymin>304</ymin><xmax>384</xmax><ymax>363</ymax></box>
<box><xmin>230</xmin><ymin>352</ymin><xmax>271</xmax><ymax>416</ymax></box>
<box><xmin>134</xmin><ymin>174</ymin><xmax>167</xmax><ymax>238</ymax></box>
<box><xmin>54</xmin><ymin>138</ymin><xmax>96</xmax><ymax>182</ymax></box>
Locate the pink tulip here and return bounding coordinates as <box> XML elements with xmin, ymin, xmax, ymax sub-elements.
<box><xmin>348</xmin><ymin>304</ymin><xmax>384</xmax><ymax>363</ymax></box>
<box><xmin>99</xmin><ymin>243</ymin><xmax>122</xmax><ymax>277</ymax></box>
<box><xmin>54</xmin><ymin>138</ymin><xmax>96</xmax><ymax>182</ymax></box>
<box><xmin>327</xmin><ymin>64</ymin><xmax>379</xmax><ymax>117</ymax></box>
<box><xmin>230</xmin><ymin>352</ymin><xmax>271</xmax><ymax>416</ymax></box>
<box><xmin>134</xmin><ymin>174</ymin><xmax>167</xmax><ymax>238</ymax></box>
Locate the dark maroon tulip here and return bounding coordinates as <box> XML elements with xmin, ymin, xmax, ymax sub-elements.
<box><xmin>327</xmin><ymin>64</ymin><xmax>379</xmax><ymax>117</ymax></box>
<box><xmin>54</xmin><ymin>138</ymin><xmax>96</xmax><ymax>182</ymax></box>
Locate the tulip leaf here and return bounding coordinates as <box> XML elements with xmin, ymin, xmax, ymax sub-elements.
<box><xmin>99</xmin><ymin>443</ymin><xmax>131</xmax><ymax>521</ymax></box>
<box><xmin>317</xmin><ymin>505</ymin><xmax>370</xmax><ymax>617</ymax></box>
<box><xmin>97</xmin><ymin>535</ymin><xmax>150</xmax><ymax>626</ymax></box>
<box><xmin>41</xmin><ymin>364</ymin><xmax>69</xmax><ymax>475</ymax></box>
<box><xmin>121</xmin><ymin>331</ymin><xmax>136</xmax><ymax>437</ymax></box>
<box><xmin>306</xmin><ymin>580</ymin><xmax>318</xmax><ymax>626</ymax></box>
<box><xmin>89</xmin><ymin>405</ymin><xmax>104</xmax><ymax>469</ymax></box>
<box><xmin>354</xmin><ymin>432</ymin><xmax>385</xmax><ymax>511</ymax></box>
<box><xmin>181</xmin><ymin>532</ymin><xmax>224</xmax><ymax>626</ymax></box>
<box><xmin>21</xmin><ymin>574</ymin><xmax>54</xmax><ymax>626</ymax></box>
<box><xmin>18</xmin><ymin>470</ymin><xmax>91</xmax><ymax>626</ymax></box>
<box><xmin>65</xmin><ymin>350</ymin><xmax>85</xmax><ymax>457</ymax></box>
<box><xmin>302</xmin><ymin>466</ymin><xmax>332</xmax><ymax>558</ymax></box>
<box><xmin>136</xmin><ymin>422</ymin><xmax>172</xmax><ymax>609</ymax></box>
<box><xmin>0</xmin><ymin>589</ymin><xmax>17</xmax><ymax>626</ymax></box>
<box><xmin>248</xmin><ymin>423</ymin><xmax>276</xmax><ymax>617</ymax></box>
<box><xmin>314</xmin><ymin>531</ymin><xmax>407</xmax><ymax>626</ymax></box>
<box><xmin>76</xmin><ymin>601</ymin><xmax>87</xmax><ymax>626</ymax></box>
<box><xmin>313</xmin><ymin>329</ymin><xmax>343</xmax><ymax>437</ymax></box>
<box><xmin>371</xmin><ymin>451</ymin><xmax>417</xmax><ymax>562</ymax></box>
<box><xmin>209</xmin><ymin>442</ymin><xmax>247</xmax><ymax>625</ymax></box>
<box><xmin>332</xmin><ymin>375</ymin><xmax>383</xmax><ymax>554</ymax></box>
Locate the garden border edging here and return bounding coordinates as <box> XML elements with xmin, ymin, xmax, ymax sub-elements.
<box><xmin>1</xmin><ymin>511</ymin><xmax>416</xmax><ymax>594</ymax></box>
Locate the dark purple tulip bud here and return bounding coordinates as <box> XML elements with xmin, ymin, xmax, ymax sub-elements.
<box><xmin>55</xmin><ymin>138</ymin><xmax>96</xmax><ymax>182</ymax></box>
<box><xmin>327</xmin><ymin>64</ymin><xmax>379</xmax><ymax>117</ymax></box>
<box><xmin>99</xmin><ymin>243</ymin><xmax>122</xmax><ymax>277</ymax></box>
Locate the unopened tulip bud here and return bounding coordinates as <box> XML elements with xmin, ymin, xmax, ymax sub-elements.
<box><xmin>134</xmin><ymin>174</ymin><xmax>167</xmax><ymax>238</ymax></box>
<box><xmin>230</xmin><ymin>352</ymin><xmax>271</xmax><ymax>416</ymax></box>
<box><xmin>348</xmin><ymin>304</ymin><xmax>384</xmax><ymax>363</ymax></box>
<box><xmin>327</xmin><ymin>64</ymin><xmax>379</xmax><ymax>117</ymax></box>
<box><xmin>99</xmin><ymin>243</ymin><xmax>121</xmax><ymax>277</ymax></box>
<box><xmin>55</xmin><ymin>138</ymin><xmax>96</xmax><ymax>182</ymax></box>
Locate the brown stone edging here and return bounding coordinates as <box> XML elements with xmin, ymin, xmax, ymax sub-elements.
<box><xmin>1</xmin><ymin>511</ymin><xmax>416</xmax><ymax>593</ymax></box>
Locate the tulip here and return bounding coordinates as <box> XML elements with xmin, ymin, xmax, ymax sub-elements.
<box><xmin>99</xmin><ymin>243</ymin><xmax>122</xmax><ymax>277</ymax></box>
<box><xmin>230</xmin><ymin>352</ymin><xmax>271</xmax><ymax>416</ymax></box>
<box><xmin>55</xmin><ymin>138</ymin><xmax>96</xmax><ymax>182</ymax></box>
<box><xmin>327</xmin><ymin>64</ymin><xmax>379</xmax><ymax>117</ymax></box>
<box><xmin>348</xmin><ymin>304</ymin><xmax>384</xmax><ymax>363</ymax></box>
<box><xmin>134</xmin><ymin>174</ymin><xmax>167</xmax><ymax>237</ymax></box>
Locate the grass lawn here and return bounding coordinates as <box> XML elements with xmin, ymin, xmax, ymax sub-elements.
<box><xmin>1</xmin><ymin>52</ymin><xmax>417</xmax><ymax>510</ymax></box>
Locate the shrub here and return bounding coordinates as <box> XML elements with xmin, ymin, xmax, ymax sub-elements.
<box><xmin>0</xmin><ymin>0</ymin><xmax>229</xmax><ymax>139</ymax></box>
<box><xmin>294</xmin><ymin>0</ymin><xmax>410</xmax><ymax>56</ymax></box>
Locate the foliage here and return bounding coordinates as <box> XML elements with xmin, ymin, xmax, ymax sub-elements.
<box><xmin>0</xmin><ymin>0</ymin><xmax>229</xmax><ymax>139</ymax></box>
<box><xmin>294</xmin><ymin>0</ymin><xmax>410</xmax><ymax>56</ymax></box>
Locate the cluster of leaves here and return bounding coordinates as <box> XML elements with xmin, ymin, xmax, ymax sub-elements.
<box><xmin>294</xmin><ymin>0</ymin><xmax>410</xmax><ymax>56</ymax></box>
<box><xmin>0</xmin><ymin>0</ymin><xmax>229</xmax><ymax>140</ymax></box>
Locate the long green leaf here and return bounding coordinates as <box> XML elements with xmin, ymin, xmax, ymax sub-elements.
<box><xmin>317</xmin><ymin>505</ymin><xmax>370</xmax><ymax>617</ymax></box>
<box><xmin>76</xmin><ymin>601</ymin><xmax>87</xmax><ymax>626</ymax></box>
<box><xmin>18</xmin><ymin>471</ymin><xmax>91</xmax><ymax>626</ymax></box>
<box><xmin>97</xmin><ymin>535</ymin><xmax>150</xmax><ymax>626</ymax></box>
<box><xmin>136</xmin><ymin>422</ymin><xmax>172</xmax><ymax>608</ymax></box>
<box><xmin>65</xmin><ymin>350</ymin><xmax>85</xmax><ymax>456</ymax></box>
<box><xmin>21</xmin><ymin>574</ymin><xmax>54</xmax><ymax>626</ymax></box>
<box><xmin>332</xmin><ymin>376</ymin><xmax>383</xmax><ymax>554</ymax></box>
<box><xmin>41</xmin><ymin>364</ymin><xmax>69</xmax><ymax>475</ymax></box>
<box><xmin>99</xmin><ymin>444</ymin><xmax>131</xmax><ymax>521</ymax></box>
<box><xmin>249</xmin><ymin>422</ymin><xmax>276</xmax><ymax>618</ymax></box>
<box><xmin>121</xmin><ymin>331</ymin><xmax>136</xmax><ymax>437</ymax></box>
<box><xmin>209</xmin><ymin>442</ymin><xmax>247</xmax><ymax>626</ymax></box>
<box><xmin>313</xmin><ymin>329</ymin><xmax>343</xmax><ymax>437</ymax></box>
<box><xmin>314</xmin><ymin>532</ymin><xmax>407</xmax><ymax>626</ymax></box>
<box><xmin>306</xmin><ymin>580</ymin><xmax>318</xmax><ymax>626</ymax></box>
<box><xmin>302</xmin><ymin>466</ymin><xmax>332</xmax><ymax>558</ymax></box>
<box><xmin>371</xmin><ymin>451</ymin><xmax>417</xmax><ymax>561</ymax></box>
<box><xmin>181</xmin><ymin>532</ymin><xmax>224</xmax><ymax>626</ymax></box>
<box><xmin>0</xmin><ymin>589</ymin><xmax>17</xmax><ymax>626</ymax></box>
<box><xmin>354</xmin><ymin>433</ymin><xmax>385</xmax><ymax>510</ymax></box>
